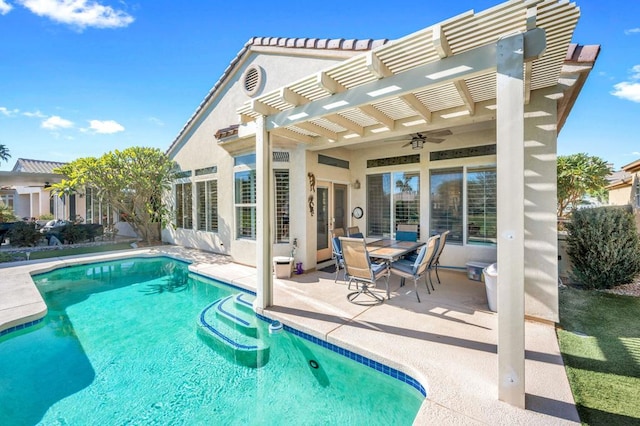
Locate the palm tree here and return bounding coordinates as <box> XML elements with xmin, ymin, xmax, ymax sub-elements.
<box><xmin>0</xmin><ymin>144</ymin><xmax>10</xmax><ymax>163</ymax></box>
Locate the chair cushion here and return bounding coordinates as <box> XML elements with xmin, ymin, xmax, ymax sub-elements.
<box><xmin>390</xmin><ymin>259</ymin><xmax>414</xmax><ymax>275</ymax></box>
<box><xmin>396</xmin><ymin>231</ymin><xmax>417</xmax><ymax>242</ymax></box>
<box><xmin>371</xmin><ymin>262</ymin><xmax>388</xmax><ymax>278</ymax></box>
<box><xmin>350</xmin><ymin>232</ymin><xmax>364</xmax><ymax>238</ymax></box>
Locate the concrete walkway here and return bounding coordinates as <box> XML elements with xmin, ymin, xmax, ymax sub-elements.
<box><xmin>0</xmin><ymin>246</ymin><xmax>579</xmax><ymax>425</ymax></box>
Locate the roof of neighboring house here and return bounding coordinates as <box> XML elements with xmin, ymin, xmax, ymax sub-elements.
<box><xmin>606</xmin><ymin>170</ymin><xmax>633</xmax><ymax>190</ymax></box>
<box><xmin>622</xmin><ymin>158</ymin><xmax>640</xmax><ymax>173</ymax></box>
<box><xmin>11</xmin><ymin>158</ymin><xmax>66</xmax><ymax>174</ymax></box>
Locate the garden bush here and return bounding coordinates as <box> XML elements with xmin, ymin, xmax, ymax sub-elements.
<box><xmin>566</xmin><ymin>206</ymin><xmax>640</xmax><ymax>289</ymax></box>
<box><xmin>59</xmin><ymin>224</ymin><xmax>88</xmax><ymax>244</ymax></box>
<box><xmin>6</xmin><ymin>222</ymin><xmax>43</xmax><ymax>247</ymax></box>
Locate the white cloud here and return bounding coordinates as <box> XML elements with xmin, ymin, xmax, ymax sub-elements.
<box><xmin>148</xmin><ymin>116</ymin><xmax>164</xmax><ymax>126</ymax></box>
<box><xmin>42</xmin><ymin>115</ymin><xmax>73</xmax><ymax>129</ymax></box>
<box><xmin>625</xmin><ymin>28</ymin><xmax>640</xmax><ymax>35</ymax></box>
<box><xmin>0</xmin><ymin>106</ymin><xmax>19</xmax><ymax>116</ymax></box>
<box><xmin>23</xmin><ymin>110</ymin><xmax>47</xmax><ymax>118</ymax></box>
<box><xmin>88</xmin><ymin>119</ymin><xmax>124</xmax><ymax>134</ymax></box>
<box><xmin>611</xmin><ymin>65</ymin><xmax>640</xmax><ymax>103</ymax></box>
<box><xmin>0</xmin><ymin>0</ymin><xmax>12</xmax><ymax>15</ymax></box>
<box><xmin>16</xmin><ymin>0</ymin><xmax>134</xmax><ymax>30</ymax></box>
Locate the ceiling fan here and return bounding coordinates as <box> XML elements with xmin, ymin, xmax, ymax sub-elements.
<box><xmin>397</xmin><ymin>130</ymin><xmax>453</xmax><ymax>149</ymax></box>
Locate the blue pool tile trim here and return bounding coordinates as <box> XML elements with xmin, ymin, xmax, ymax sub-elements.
<box><xmin>216</xmin><ymin>296</ymin><xmax>251</xmax><ymax>327</ymax></box>
<box><xmin>0</xmin><ymin>318</ymin><xmax>44</xmax><ymax>338</ymax></box>
<box><xmin>199</xmin><ymin>300</ymin><xmax>258</xmax><ymax>350</ymax></box>
<box><xmin>254</xmin><ymin>311</ymin><xmax>427</xmax><ymax>397</ymax></box>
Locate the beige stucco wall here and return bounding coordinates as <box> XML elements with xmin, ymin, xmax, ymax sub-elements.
<box><xmin>523</xmin><ymin>89</ymin><xmax>559</xmax><ymax>322</ymax></box>
<box><xmin>608</xmin><ymin>185</ymin><xmax>633</xmax><ymax>206</ymax></box>
<box><xmin>164</xmin><ymin>49</ymin><xmax>350</xmax><ymax>266</ymax></box>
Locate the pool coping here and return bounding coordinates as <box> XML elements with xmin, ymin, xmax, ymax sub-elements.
<box><xmin>1</xmin><ymin>246</ymin><xmax>579</xmax><ymax>425</ymax></box>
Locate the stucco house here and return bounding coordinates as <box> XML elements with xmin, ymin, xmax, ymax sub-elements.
<box><xmin>0</xmin><ymin>158</ymin><xmax>68</xmax><ymax>221</ymax></box>
<box><xmin>606</xmin><ymin>159</ymin><xmax>640</xmax><ymax>228</ymax></box>
<box><xmin>164</xmin><ymin>0</ymin><xmax>599</xmax><ymax>405</ymax></box>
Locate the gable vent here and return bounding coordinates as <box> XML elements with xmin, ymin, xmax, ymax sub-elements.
<box><xmin>243</xmin><ymin>65</ymin><xmax>264</xmax><ymax>97</ymax></box>
<box><xmin>273</xmin><ymin>151</ymin><xmax>289</xmax><ymax>163</ymax></box>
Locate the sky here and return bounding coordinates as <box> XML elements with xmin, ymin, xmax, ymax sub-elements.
<box><xmin>0</xmin><ymin>0</ymin><xmax>638</xmax><ymax>171</ymax></box>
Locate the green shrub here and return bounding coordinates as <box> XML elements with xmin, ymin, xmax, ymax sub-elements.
<box><xmin>566</xmin><ymin>206</ymin><xmax>640</xmax><ymax>289</ymax></box>
<box><xmin>39</xmin><ymin>213</ymin><xmax>54</xmax><ymax>220</ymax></box>
<box><xmin>60</xmin><ymin>224</ymin><xmax>88</xmax><ymax>244</ymax></box>
<box><xmin>7</xmin><ymin>222</ymin><xmax>43</xmax><ymax>247</ymax></box>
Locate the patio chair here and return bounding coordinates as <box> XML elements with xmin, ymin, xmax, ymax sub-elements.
<box><xmin>396</xmin><ymin>224</ymin><xmax>418</xmax><ymax>242</ymax></box>
<box><xmin>339</xmin><ymin>237</ymin><xmax>390</xmax><ymax>305</ymax></box>
<box><xmin>332</xmin><ymin>227</ymin><xmax>345</xmax><ymax>237</ymax></box>
<box><xmin>347</xmin><ymin>226</ymin><xmax>363</xmax><ymax>238</ymax></box>
<box><xmin>389</xmin><ymin>235</ymin><xmax>439</xmax><ymax>302</ymax></box>
<box><xmin>430</xmin><ymin>230</ymin><xmax>450</xmax><ymax>285</ymax></box>
<box><xmin>331</xmin><ymin>236</ymin><xmax>347</xmax><ymax>283</ymax></box>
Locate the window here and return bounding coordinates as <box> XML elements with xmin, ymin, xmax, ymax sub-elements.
<box><xmin>467</xmin><ymin>167</ymin><xmax>497</xmax><ymax>245</ymax></box>
<box><xmin>0</xmin><ymin>194</ymin><xmax>14</xmax><ymax>209</ymax></box>
<box><xmin>430</xmin><ymin>169</ymin><xmax>463</xmax><ymax>244</ymax></box>
<box><xmin>175</xmin><ymin>182</ymin><xmax>193</xmax><ymax>229</ymax></box>
<box><xmin>430</xmin><ymin>166</ymin><xmax>497</xmax><ymax>246</ymax></box>
<box><xmin>274</xmin><ymin>170</ymin><xmax>289</xmax><ymax>243</ymax></box>
<box><xmin>196</xmin><ymin>180</ymin><xmax>218</xmax><ymax>232</ymax></box>
<box><xmin>235</xmin><ymin>170</ymin><xmax>256</xmax><ymax>239</ymax></box>
<box><xmin>367</xmin><ymin>171</ymin><xmax>419</xmax><ymax>238</ymax></box>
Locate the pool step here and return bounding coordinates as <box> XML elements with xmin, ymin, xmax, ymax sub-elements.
<box><xmin>197</xmin><ymin>293</ymin><xmax>270</xmax><ymax>368</ymax></box>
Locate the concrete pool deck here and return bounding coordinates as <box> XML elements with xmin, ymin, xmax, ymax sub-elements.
<box><xmin>0</xmin><ymin>246</ymin><xmax>579</xmax><ymax>425</ymax></box>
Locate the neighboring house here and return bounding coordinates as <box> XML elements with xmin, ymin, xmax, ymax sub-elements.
<box><xmin>0</xmin><ymin>158</ymin><xmax>138</xmax><ymax>237</ymax></box>
<box><xmin>0</xmin><ymin>158</ymin><xmax>68</xmax><ymax>220</ymax></box>
<box><xmin>606</xmin><ymin>159</ymin><xmax>640</xmax><ymax>228</ymax></box>
<box><xmin>165</xmin><ymin>0</ymin><xmax>598</xmax><ymax>405</ymax></box>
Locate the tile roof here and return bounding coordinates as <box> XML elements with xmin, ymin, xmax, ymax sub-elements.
<box><xmin>11</xmin><ymin>158</ymin><xmax>66</xmax><ymax>174</ymax></box>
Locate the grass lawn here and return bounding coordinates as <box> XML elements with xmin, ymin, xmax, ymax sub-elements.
<box><xmin>0</xmin><ymin>242</ymin><xmax>137</xmax><ymax>262</ymax></box>
<box><xmin>558</xmin><ymin>286</ymin><xmax>640</xmax><ymax>425</ymax></box>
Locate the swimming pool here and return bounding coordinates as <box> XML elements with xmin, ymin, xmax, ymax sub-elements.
<box><xmin>0</xmin><ymin>257</ymin><xmax>424</xmax><ymax>425</ymax></box>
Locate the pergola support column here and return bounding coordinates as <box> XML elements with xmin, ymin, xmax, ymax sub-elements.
<box><xmin>496</xmin><ymin>32</ymin><xmax>526</xmax><ymax>408</ymax></box>
<box><xmin>255</xmin><ymin>115</ymin><xmax>273</xmax><ymax>309</ymax></box>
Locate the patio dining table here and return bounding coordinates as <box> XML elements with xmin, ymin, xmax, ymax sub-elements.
<box><xmin>366</xmin><ymin>239</ymin><xmax>424</xmax><ymax>263</ymax></box>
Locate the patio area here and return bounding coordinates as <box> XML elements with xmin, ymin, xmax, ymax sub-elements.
<box><xmin>1</xmin><ymin>246</ymin><xmax>578</xmax><ymax>424</ymax></box>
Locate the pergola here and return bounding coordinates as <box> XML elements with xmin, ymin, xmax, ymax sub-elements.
<box><xmin>241</xmin><ymin>0</ymin><xmax>583</xmax><ymax>407</ymax></box>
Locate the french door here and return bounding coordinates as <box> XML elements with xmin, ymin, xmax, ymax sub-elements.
<box><xmin>316</xmin><ymin>181</ymin><xmax>348</xmax><ymax>262</ymax></box>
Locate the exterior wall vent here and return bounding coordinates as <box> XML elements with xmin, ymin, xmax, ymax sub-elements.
<box><xmin>242</xmin><ymin>65</ymin><xmax>264</xmax><ymax>97</ymax></box>
<box><xmin>430</xmin><ymin>144</ymin><xmax>496</xmax><ymax>161</ymax></box>
<box><xmin>273</xmin><ymin>151</ymin><xmax>289</xmax><ymax>163</ymax></box>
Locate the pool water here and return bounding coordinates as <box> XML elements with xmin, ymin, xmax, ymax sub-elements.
<box><xmin>0</xmin><ymin>257</ymin><xmax>423</xmax><ymax>425</ymax></box>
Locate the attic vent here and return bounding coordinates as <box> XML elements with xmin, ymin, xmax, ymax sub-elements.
<box><xmin>273</xmin><ymin>151</ymin><xmax>289</xmax><ymax>163</ymax></box>
<box><xmin>243</xmin><ymin>65</ymin><xmax>264</xmax><ymax>97</ymax></box>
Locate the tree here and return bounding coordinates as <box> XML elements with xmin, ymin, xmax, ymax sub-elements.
<box><xmin>52</xmin><ymin>147</ymin><xmax>177</xmax><ymax>244</ymax></box>
<box><xmin>0</xmin><ymin>144</ymin><xmax>10</xmax><ymax>163</ymax></box>
<box><xmin>557</xmin><ymin>153</ymin><xmax>610</xmax><ymax>218</ymax></box>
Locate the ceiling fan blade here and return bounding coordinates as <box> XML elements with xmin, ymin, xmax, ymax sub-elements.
<box><xmin>427</xmin><ymin>129</ymin><xmax>452</xmax><ymax>137</ymax></box>
<box><xmin>424</xmin><ymin>137</ymin><xmax>445</xmax><ymax>143</ymax></box>
<box><xmin>401</xmin><ymin>141</ymin><xmax>412</xmax><ymax>147</ymax></box>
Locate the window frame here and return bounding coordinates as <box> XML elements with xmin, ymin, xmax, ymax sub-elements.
<box><xmin>366</xmin><ymin>170</ymin><xmax>420</xmax><ymax>238</ymax></box>
<box><xmin>196</xmin><ymin>179</ymin><xmax>218</xmax><ymax>233</ymax></box>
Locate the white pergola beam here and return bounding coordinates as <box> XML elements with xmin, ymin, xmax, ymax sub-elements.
<box><xmin>359</xmin><ymin>104</ymin><xmax>396</xmax><ymax>129</ymax></box>
<box><xmin>264</xmin><ymin>41</ymin><xmax>500</xmax><ymax>131</ymax></box>
<box><xmin>366</xmin><ymin>51</ymin><xmax>393</xmax><ymax>79</ymax></box>
<box><xmin>279</xmin><ymin>87</ymin><xmax>306</xmax><ymax>107</ymax></box>
<box><xmin>271</xmin><ymin>127</ymin><xmax>316</xmax><ymax>143</ymax></box>
<box><xmin>454</xmin><ymin>80</ymin><xmax>476</xmax><ymax>115</ymax></box>
<box><xmin>315</xmin><ymin>71</ymin><xmax>346</xmax><ymax>95</ymax></box>
<box><xmin>295</xmin><ymin>121</ymin><xmax>339</xmax><ymax>140</ymax></box>
<box><xmin>433</xmin><ymin>24</ymin><xmax>452</xmax><ymax>59</ymax></box>
<box><xmin>400</xmin><ymin>93</ymin><xmax>433</xmax><ymax>122</ymax></box>
<box><xmin>325</xmin><ymin>114</ymin><xmax>364</xmax><ymax>135</ymax></box>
